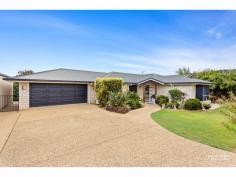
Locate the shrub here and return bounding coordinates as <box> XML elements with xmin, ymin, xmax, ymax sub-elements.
<box><xmin>155</xmin><ymin>95</ymin><xmax>169</xmax><ymax>107</ymax></box>
<box><xmin>216</xmin><ymin>98</ymin><xmax>225</xmax><ymax>104</ymax></box>
<box><xmin>165</xmin><ymin>102</ymin><xmax>175</xmax><ymax>109</ymax></box>
<box><xmin>184</xmin><ymin>99</ymin><xmax>202</xmax><ymax>110</ymax></box>
<box><xmin>219</xmin><ymin>102</ymin><xmax>236</xmax><ymax>124</ymax></box>
<box><xmin>13</xmin><ymin>82</ymin><xmax>19</xmax><ymax>101</ymax></box>
<box><xmin>95</xmin><ymin>77</ymin><xmax>123</xmax><ymax>107</ymax></box>
<box><xmin>203</xmin><ymin>103</ymin><xmax>211</xmax><ymax>110</ymax></box>
<box><xmin>107</xmin><ymin>92</ymin><xmax>126</xmax><ymax>107</ymax></box>
<box><xmin>209</xmin><ymin>95</ymin><xmax>218</xmax><ymax>103</ymax></box>
<box><xmin>228</xmin><ymin>91</ymin><xmax>236</xmax><ymax>102</ymax></box>
<box><xmin>124</xmin><ymin>92</ymin><xmax>143</xmax><ymax>109</ymax></box>
<box><xmin>106</xmin><ymin>92</ymin><xmax>129</xmax><ymax>114</ymax></box>
<box><xmin>169</xmin><ymin>89</ymin><xmax>183</xmax><ymax>102</ymax></box>
<box><xmin>169</xmin><ymin>89</ymin><xmax>183</xmax><ymax>108</ymax></box>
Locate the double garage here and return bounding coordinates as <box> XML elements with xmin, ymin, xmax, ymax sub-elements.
<box><xmin>30</xmin><ymin>83</ymin><xmax>88</xmax><ymax>107</ymax></box>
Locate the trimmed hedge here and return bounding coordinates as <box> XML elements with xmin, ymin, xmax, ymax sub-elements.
<box><xmin>95</xmin><ymin>77</ymin><xmax>123</xmax><ymax>107</ymax></box>
<box><xmin>184</xmin><ymin>98</ymin><xmax>202</xmax><ymax>110</ymax></box>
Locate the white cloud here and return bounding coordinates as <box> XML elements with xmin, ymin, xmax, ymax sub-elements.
<box><xmin>113</xmin><ymin>62</ymin><xmax>148</xmax><ymax>69</ymax></box>
<box><xmin>207</xmin><ymin>28</ymin><xmax>222</xmax><ymax>39</ymax></box>
<box><xmin>99</xmin><ymin>44</ymin><xmax>236</xmax><ymax>75</ymax></box>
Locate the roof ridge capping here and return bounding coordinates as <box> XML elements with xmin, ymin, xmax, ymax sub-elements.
<box><xmin>108</xmin><ymin>71</ymin><xmax>148</xmax><ymax>76</ymax></box>
<box><xmin>58</xmin><ymin>68</ymin><xmax>107</xmax><ymax>74</ymax></box>
<box><xmin>16</xmin><ymin>68</ymin><xmax>108</xmax><ymax>78</ymax></box>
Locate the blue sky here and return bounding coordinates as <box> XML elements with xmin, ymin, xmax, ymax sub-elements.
<box><xmin>0</xmin><ymin>10</ymin><xmax>236</xmax><ymax>76</ymax></box>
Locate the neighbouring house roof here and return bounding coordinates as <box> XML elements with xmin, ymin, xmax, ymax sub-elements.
<box><xmin>4</xmin><ymin>68</ymin><xmax>211</xmax><ymax>85</ymax></box>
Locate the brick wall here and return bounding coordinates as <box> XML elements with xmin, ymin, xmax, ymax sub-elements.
<box><xmin>88</xmin><ymin>84</ymin><xmax>96</xmax><ymax>104</ymax></box>
<box><xmin>157</xmin><ymin>84</ymin><xmax>196</xmax><ymax>99</ymax></box>
<box><xmin>19</xmin><ymin>82</ymin><xmax>29</xmax><ymax>110</ymax></box>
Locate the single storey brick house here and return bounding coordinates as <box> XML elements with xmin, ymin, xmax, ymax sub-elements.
<box><xmin>4</xmin><ymin>68</ymin><xmax>211</xmax><ymax>110</ymax></box>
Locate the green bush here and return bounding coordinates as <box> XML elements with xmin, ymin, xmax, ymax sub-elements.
<box><xmin>203</xmin><ymin>103</ymin><xmax>211</xmax><ymax>110</ymax></box>
<box><xmin>155</xmin><ymin>95</ymin><xmax>169</xmax><ymax>107</ymax></box>
<box><xmin>184</xmin><ymin>99</ymin><xmax>202</xmax><ymax>110</ymax></box>
<box><xmin>209</xmin><ymin>95</ymin><xmax>218</xmax><ymax>103</ymax></box>
<box><xmin>13</xmin><ymin>82</ymin><xmax>19</xmax><ymax>101</ymax></box>
<box><xmin>95</xmin><ymin>77</ymin><xmax>123</xmax><ymax>107</ymax></box>
<box><xmin>169</xmin><ymin>89</ymin><xmax>183</xmax><ymax>102</ymax></box>
<box><xmin>107</xmin><ymin>92</ymin><xmax>126</xmax><ymax>107</ymax></box>
<box><xmin>106</xmin><ymin>91</ymin><xmax>130</xmax><ymax>114</ymax></box>
<box><xmin>165</xmin><ymin>102</ymin><xmax>175</xmax><ymax>109</ymax></box>
<box><xmin>124</xmin><ymin>91</ymin><xmax>143</xmax><ymax>109</ymax></box>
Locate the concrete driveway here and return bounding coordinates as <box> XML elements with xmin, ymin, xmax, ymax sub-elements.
<box><xmin>0</xmin><ymin>104</ymin><xmax>236</xmax><ymax>167</ymax></box>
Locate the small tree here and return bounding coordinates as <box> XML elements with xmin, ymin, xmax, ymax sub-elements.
<box><xmin>169</xmin><ymin>89</ymin><xmax>183</xmax><ymax>109</ymax></box>
<box><xmin>155</xmin><ymin>95</ymin><xmax>169</xmax><ymax>108</ymax></box>
<box><xmin>95</xmin><ymin>77</ymin><xmax>123</xmax><ymax>107</ymax></box>
<box><xmin>17</xmin><ymin>70</ymin><xmax>34</xmax><ymax>76</ymax></box>
<box><xmin>176</xmin><ymin>67</ymin><xmax>191</xmax><ymax>75</ymax></box>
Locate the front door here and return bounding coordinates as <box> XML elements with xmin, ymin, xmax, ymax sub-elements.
<box><xmin>144</xmin><ymin>85</ymin><xmax>150</xmax><ymax>102</ymax></box>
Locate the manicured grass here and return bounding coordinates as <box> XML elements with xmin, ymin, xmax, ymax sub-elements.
<box><xmin>151</xmin><ymin>109</ymin><xmax>236</xmax><ymax>151</ymax></box>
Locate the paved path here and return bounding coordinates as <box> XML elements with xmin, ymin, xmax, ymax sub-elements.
<box><xmin>0</xmin><ymin>104</ymin><xmax>236</xmax><ymax>167</ymax></box>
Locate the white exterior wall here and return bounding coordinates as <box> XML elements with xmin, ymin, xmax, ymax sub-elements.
<box><xmin>0</xmin><ymin>76</ymin><xmax>13</xmax><ymax>96</ymax></box>
<box><xmin>157</xmin><ymin>84</ymin><xmax>196</xmax><ymax>99</ymax></box>
<box><xmin>137</xmin><ymin>84</ymin><xmax>144</xmax><ymax>100</ymax></box>
<box><xmin>0</xmin><ymin>76</ymin><xmax>13</xmax><ymax>109</ymax></box>
<box><xmin>19</xmin><ymin>82</ymin><xmax>30</xmax><ymax>110</ymax></box>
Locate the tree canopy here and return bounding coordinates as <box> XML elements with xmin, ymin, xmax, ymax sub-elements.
<box><xmin>176</xmin><ymin>67</ymin><xmax>191</xmax><ymax>75</ymax></box>
<box><xmin>192</xmin><ymin>69</ymin><xmax>236</xmax><ymax>97</ymax></box>
<box><xmin>17</xmin><ymin>70</ymin><xmax>34</xmax><ymax>76</ymax></box>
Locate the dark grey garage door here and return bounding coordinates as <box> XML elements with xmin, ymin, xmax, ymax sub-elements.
<box><xmin>30</xmin><ymin>83</ymin><xmax>87</xmax><ymax>107</ymax></box>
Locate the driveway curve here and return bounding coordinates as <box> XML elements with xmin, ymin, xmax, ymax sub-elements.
<box><xmin>0</xmin><ymin>104</ymin><xmax>236</xmax><ymax>167</ymax></box>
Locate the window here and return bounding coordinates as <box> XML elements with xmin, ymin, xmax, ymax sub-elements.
<box><xmin>129</xmin><ymin>85</ymin><xmax>137</xmax><ymax>93</ymax></box>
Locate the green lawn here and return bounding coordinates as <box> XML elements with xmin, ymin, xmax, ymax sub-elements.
<box><xmin>151</xmin><ymin>109</ymin><xmax>236</xmax><ymax>151</ymax></box>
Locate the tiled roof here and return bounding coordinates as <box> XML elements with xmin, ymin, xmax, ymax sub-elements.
<box><xmin>4</xmin><ymin>68</ymin><xmax>211</xmax><ymax>84</ymax></box>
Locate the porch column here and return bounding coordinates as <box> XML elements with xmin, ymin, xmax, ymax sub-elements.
<box><xmin>155</xmin><ymin>84</ymin><xmax>157</xmax><ymax>95</ymax></box>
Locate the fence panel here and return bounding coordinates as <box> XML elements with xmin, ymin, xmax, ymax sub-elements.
<box><xmin>0</xmin><ymin>95</ymin><xmax>19</xmax><ymax>112</ymax></box>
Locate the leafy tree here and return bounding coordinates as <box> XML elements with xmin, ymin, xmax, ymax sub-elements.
<box><xmin>169</xmin><ymin>89</ymin><xmax>183</xmax><ymax>102</ymax></box>
<box><xmin>176</xmin><ymin>67</ymin><xmax>191</xmax><ymax>75</ymax></box>
<box><xmin>192</xmin><ymin>69</ymin><xmax>236</xmax><ymax>97</ymax></box>
<box><xmin>17</xmin><ymin>70</ymin><xmax>34</xmax><ymax>76</ymax></box>
<box><xmin>169</xmin><ymin>89</ymin><xmax>183</xmax><ymax>108</ymax></box>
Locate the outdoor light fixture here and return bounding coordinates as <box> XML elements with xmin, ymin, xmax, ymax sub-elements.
<box><xmin>22</xmin><ymin>85</ymin><xmax>27</xmax><ymax>90</ymax></box>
